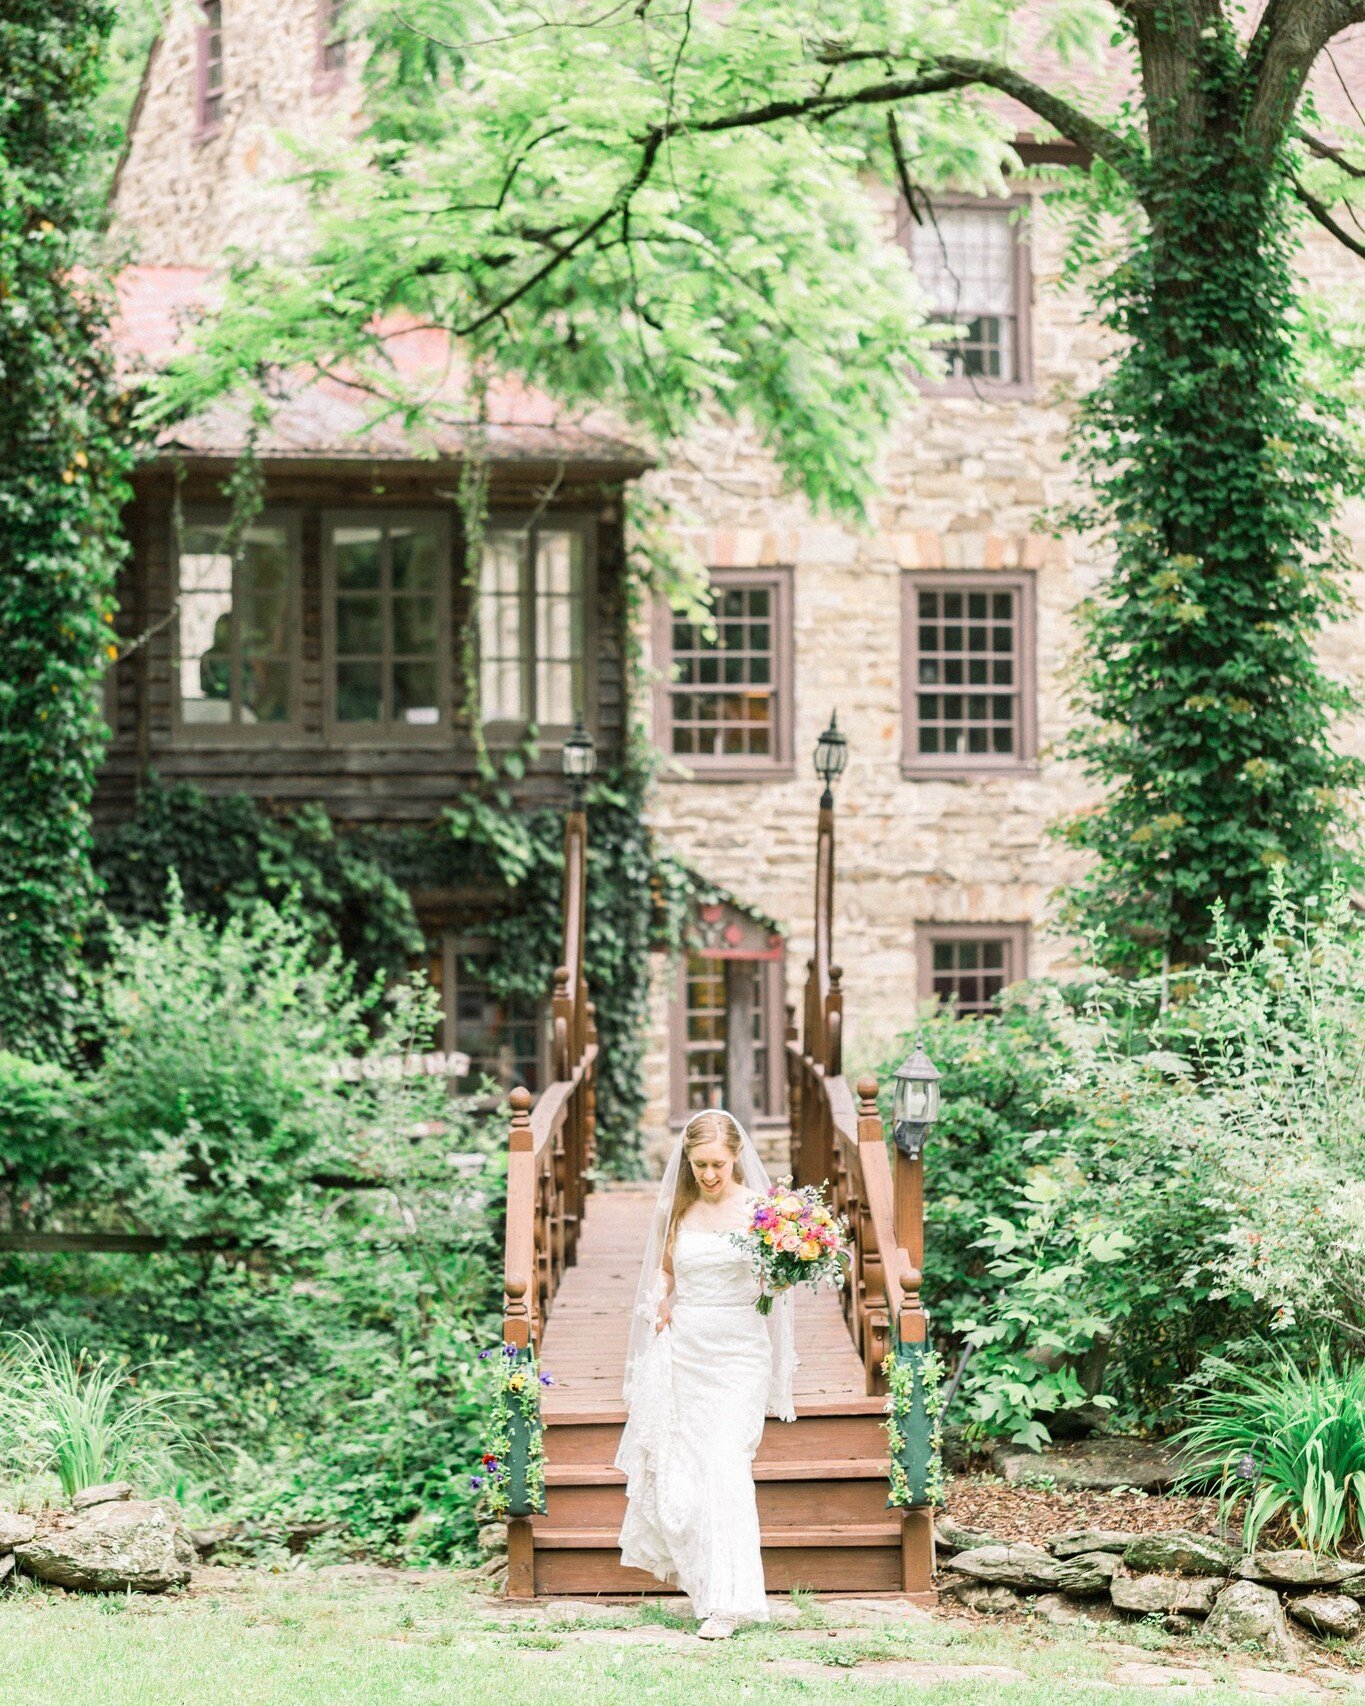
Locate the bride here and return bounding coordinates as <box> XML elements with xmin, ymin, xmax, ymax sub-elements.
<box><xmin>615</xmin><ymin>1108</ymin><xmax>796</xmax><ymax>1639</ymax></box>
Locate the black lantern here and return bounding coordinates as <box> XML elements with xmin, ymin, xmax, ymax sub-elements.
<box><xmin>561</xmin><ymin>715</ymin><xmax>596</xmax><ymax>805</ymax></box>
<box><xmin>891</xmin><ymin>1035</ymin><xmax>941</xmax><ymax>1160</ymax></box>
<box><xmin>813</xmin><ymin>711</ymin><xmax>848</xmax><ymax>805</ymax></box>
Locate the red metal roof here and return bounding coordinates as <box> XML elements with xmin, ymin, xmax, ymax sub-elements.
<box><xmin>114</xmin><ymin>265</ymin><xmax>651</xmax><ymax>468</ymax></box>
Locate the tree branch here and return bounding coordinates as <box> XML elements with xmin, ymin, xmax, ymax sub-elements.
<box><xmin>1243</xmin><ymin>0</ymin><xmax>1365</xmax><ymax>167</ymax></box>
<box><xmin>1293</xmin><ymin>173</ymin><xmax>1365</xmax><ymax>258</ymax></box>
<box><xmin>1300</xmin><ymin>129</ymin><xmax>1365</xmax><ymax>179</ymax></box>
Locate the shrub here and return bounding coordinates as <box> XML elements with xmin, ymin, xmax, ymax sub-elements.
<box><xmin>0</xmin><ymin>1331</ymin><xmax>197</xmax><ymax>1503</ymax></box>
<box><xmin>0</xmin><ymin>1052</ymin><xmax>85</xmax><ymax>1209</ymax></box>
<box><xmin>1177</xmin><ymin>1348</ymin><xmax>1365</xmax><ymax>1556</ymax></box>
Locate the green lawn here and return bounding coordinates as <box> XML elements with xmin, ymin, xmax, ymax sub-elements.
<box><xmin>0</xmin><ymin>1571</ymin><xmax>1355</xmax><ymax>1704</ymax></box>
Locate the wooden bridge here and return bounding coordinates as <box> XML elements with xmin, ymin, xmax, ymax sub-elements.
<box><xmin>499</xmin><ymin>785</ymin><xmax>935</xmax><ymax>1600</ymax></box>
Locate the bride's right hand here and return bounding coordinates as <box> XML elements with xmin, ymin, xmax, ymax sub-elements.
<box><xmin>655</xmin><ymin>1301</ymin><xmax>672</xmax><ymax>1333</ymax></box>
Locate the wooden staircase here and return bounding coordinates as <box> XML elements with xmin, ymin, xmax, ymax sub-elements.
<box><xmin>500</xmin><ymin>780</ymin><xmax>935</xmax><ymax>1602</ymax></box>
<box><xmin>524</xmin><ymin>1188</ymin><xmax>908</xmax><ymax>1597</ymax></box>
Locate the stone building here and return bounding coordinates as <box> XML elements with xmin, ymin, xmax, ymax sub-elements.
<box><xmin>109</xmin><ymin>0</ymin><xmax>1365</xmax><ymax>1159</ymax></box>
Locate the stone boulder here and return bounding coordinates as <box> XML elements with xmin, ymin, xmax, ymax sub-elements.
<box><xmin>1032</xmin><ymin>1592</ymin><xmax>1121</xmax><ymax>1625</ymax></box>
<box><xmin>1286</xmin><ymin>1593</ymin><xmax>1362</xmax><ymax>1640</ymax></box>
<box><xmin>16</xmin><ymin>1500</ymin><xmax>195</xmax><ymax>1593</ymax></box>
<box><xmin>71</xmin><ymin>1482</ymin><xmax>134</xmax><ymax>1512</ymax></box>
<box><xmin>936</xmin><ymin>1515</ymin><xmax>999</xmax><ymax>1555</ymax></box>
<box><xmin>0</xmin><ymin>1509</ymin><xmax>36</xmax><ymax>1551</ymax></box>
<box><xmin>1203</xmin><ymin>1579</ymin><xmax>1298</xmax><ymax>1662</ymax></box>
<box><xmin>1236</xmin><ymin>1550</ymin><xmax>1365</xmax><ymax>1590</ymax></box>
<box><xmin>1053</xmin><ymin>1550</ymin><xmax>1120</xmax><ymax>1597</ymax></box>
<box><xmin>1123</xmin><ymin>1531</ymin><xmax>1239</xmax><ymax>1576</ymax></box>
<box><xmin>947</xmin><ymin>1543</ymin><xmax>1062</xmax><ymax>1592</ymax></box>
<box><xmin>989</xmin><ymin>1437</ymin><xmax>1181</xmax><ymax>1493</ymax></box>
<box><xmin>1110</xmin><ymin>1572</ymin><xmax>1223</xmax><ymax>1616</ymax></box>
<box><xmin>1047</xmin><ymin>1529</ymin><xmax>1136</xmax><ymax>1559</ymax></box>
<box><xmin>941</xmin><ymin>1579</ymin><xmax>1028</xmax><ymax>1614</ymax></box>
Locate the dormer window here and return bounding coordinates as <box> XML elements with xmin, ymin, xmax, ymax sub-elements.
<box><xmin>195</xmin><ymin>1</ymin><xmax>224</xmax><ymax>137</ymax></box>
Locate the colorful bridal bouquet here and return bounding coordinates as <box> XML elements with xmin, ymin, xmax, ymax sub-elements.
<box><xmin>729</xmin><ymin>1181</ymin><xmax>848</xmax><ymax>1315</ymax></box>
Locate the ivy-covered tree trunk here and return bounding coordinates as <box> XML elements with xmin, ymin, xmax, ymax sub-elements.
<box><xmin>1058</xmin><ymin>21</ymin><xmax>1363</xmax><ymax>968</ymax></box>
<box><xmin>0</xmin><ymin>2</ymin><xmax>129</xmax><ymax>1055</ymax></box>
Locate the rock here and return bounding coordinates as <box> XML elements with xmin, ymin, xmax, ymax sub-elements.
<box><xmin>285</xmin><ymin>1521</ymin><xmax>331</xmax><ymax>1554</ymax></box>
<box><xmin>935</xmin><ymin>1515</ymin><xmax>998</xmax><ymax>1555</ymax></box>
<box><xmin>476</xmin><ymin>1522</ymin><xmax>509</xmax><ymax>1556</ymax></box>
<box><xmin>1053</xmin><ymin>1550</ymin><xmax>1119</xmax><ymax>1596</ymax></box>
<box><xmin>1110</xmin><ymin>1573</ymin><xmax>1223</xmax><ymax>1616</ymax></box>
<box><xmin>1047</xmin><ymin>1528</ymin><xmax>1136</xmax><ymax>1559</ymax></box>
<box><xmin>0</xmin><ymin>1554</ymin><xmax>13</xmax><ymax>1586</ymax></box>
<box><xmin>1287</xmin><ymin>1593</ymin><xmax>1362</xmax><ymax>1640</ymax></box>
<box><xmin>940</xmin><ymin>1579</ymin><xmax>1028</xmax><ymax>1614</ymax></box>
<box><xmin>1110</xmin><ymin>1662</ymin><xmax>1217</xmax><ymax>1690</ymax></box>
<box><xmin>947</xmin><ymin>1543</ymin><xmax>1062</xmax><ymax>1592</ymax></box>
<box><xmin>71</xmin><ymin>1482</ymin><xmax>134</xmax><ymax>1512</ymax></box>
<box><xmin>15</xmin><ymin>1500</ymin><xmax>195</xmax><ymax>1593</ymax></box>
<box><xmin>1163</xmin><ymin>1613</ymin><xmax>1198</xmax><ymax>1636</ymax></box>
<box><xmin>1237</xmin><ymin>1550</ymin><xmax>1365</xmax><ymax>1589</ymax></box>
<box><xmin>989</xmin><ymin>1437</ymin><xmax>1181</xmax><ymax>1493</ymax></box>
<box><xmin>1123</xmin><ymin>1531</ymin><xmax>1239</xmax><ymax>1576</ymax></box>
<box><xmin>188</xmin><ymin>1523</ymin><xmax>239</xmax><ymax>1559</ymax></box>
<box><xmin>1229</xmin><ymin>1671</ymin><xmax>1323</xmax><ymax>1698</ymax></box>
<box><xmin>0</xmin><ymin>1509</ymin><xmax>36</xmax><ymax>1551</ymax></box>
<box><xmin>1204</xmin><ymin>1579</ymin><xmax>1298</xmax><ymax>1662</ymax></box>
<box><xmin>1032</xmin><ymin>1592</ymin><xmax>1121</xmax><ymax>1625</ymax></box>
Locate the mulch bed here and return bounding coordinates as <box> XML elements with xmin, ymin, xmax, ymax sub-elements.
<box><xmin>942</xmin><ymin>1474</ymin><xmax>1225</xmax><ymax>1544</ymax></box>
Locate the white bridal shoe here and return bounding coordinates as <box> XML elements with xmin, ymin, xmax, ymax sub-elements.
<box><xmin>697</xmin><ymin>1616</ymin><xmax>736</xmax><ymax>1640</ymax></box>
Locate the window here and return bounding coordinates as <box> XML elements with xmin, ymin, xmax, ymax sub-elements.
<box><xmin>316</xmin><ymin>0</ymin><xmax>346</xmax><ymax>83</ymax></box>
<box><xmin>901</xmin><ymin>573</ymin><xmax>1035</xmax><ymax>774</ymax></box>
<box><xmin>668</xmin><ymin>908</ymin><xmax>787</xmax><ymax>1125</ymax></box>
<box><xmin>917</xmin><ymin>925</ymin><xmax>1028</xmax><ymax>1015</ymax></box>
<box><xmin>680</xmin><ymin>955</ymin><xmax>770</xmax><ymax>1115</ymax></box>
<box><xmin>905</xmin><ymin>202</ymin><xmax>1029</xmax><ymax>389</ymax></box>
<box><xmin>479</xmin><ymin>522</ymin><xmax>590</xmax><ymax>732</ymax></box>
<box><xmin>175</xmin><ymin>516</ymin><xmax>297</xmax><ymax>731</ymax></box>
<box><xmin>656</xmin><ymin>568</ymin><xmax>794</xmax><ymax>774</ymax></box>
<box><xmin>195</xmin><ymin>1</ymin><xmax>224</xmax><ymax>136</ymax></box>
<box><xmin>424</xmin><ymin>935</ymin><xmax>544</xmax><ymax>1094</ymax></box>
<box><xmin>325</xmin><ymin>514</ymin><xmax>450</xmax><ymax>737</ymax></box>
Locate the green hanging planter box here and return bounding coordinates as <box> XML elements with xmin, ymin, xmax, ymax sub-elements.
<box><xmin>478</xmin><ymin>1344</ymin><xmax>548</xmax><ymax>1520</ymax></box>
<box><xmin>885</xmin><ymin>1339</ymin><xmax>946</xmax><ymax>1510</ymax></box>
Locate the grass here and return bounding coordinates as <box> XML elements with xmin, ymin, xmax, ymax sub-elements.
<box><xmin>0</xmin><ymin>1571</ymin><xmax>1340</xmax><ymax>1705</ymax></box>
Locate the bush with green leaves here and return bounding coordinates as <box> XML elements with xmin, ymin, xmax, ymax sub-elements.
<box><xmin>1177</xmin><ymin>1348</ymin><xmax>1365</xmax><ymax>1557</ymax></box>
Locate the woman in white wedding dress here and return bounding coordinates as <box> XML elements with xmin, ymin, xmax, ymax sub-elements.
<box><xmin>615</xmin><ymin>1109</ymin><xmax>796</xmax><ymax>1640</ymax></box>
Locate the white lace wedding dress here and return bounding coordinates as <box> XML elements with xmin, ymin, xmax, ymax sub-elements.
<box><xmin>615</xmin><ymin>1226</ymin><xmax>778</xmax><ymax>1623</ymax></box>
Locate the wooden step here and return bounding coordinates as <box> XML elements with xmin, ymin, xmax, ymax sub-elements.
<box><xmin>543</xmin><ymin>1410</ymin><xmax>887</xmax><ymax>1466</ymax></box>
<box><xmin>531</xmin><ymin>1526</ymin><xmax>905</xmax><ymax>1596</ymax></box>
<box><xmin>543</xmin><ymin>1457</ymin><xmax>889</xmax><ymax>1485</ymax></box>
<box><xmin>544</xmin><ymin>1474</ymin><xmax>892</xmax><ymax>1529</ymax></box>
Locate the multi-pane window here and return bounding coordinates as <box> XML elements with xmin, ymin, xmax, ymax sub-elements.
<box><xmin>317</xmin><ymin>0</ymin><xmax>346</xmax><ymax>77</ymax></box>
<box><xmin>424</xmin><ymin>936</ymin><xmax>543</xmax><ymax>1094</ymax></box>
<box><xmin>918</xmin><ymin>929</ymin><xmax>1026</xmax><ymax>1016</ymax></box>
<box><xmin>479</xmin><ymin>524</ymin><xmax>587</xmax><ymax>730</ymax></box>
<box><xmin>176</xmin><ymin>518</ymin><xmax>294</xmax><ymax>729</ymax></box>
<box><xmin>662</xmin><ymin>569</ymin><xmax>792</xmax><ymax>770</ymax></box>
<box><xmin>327</xmin><ymin>516</ymin><xmax>447</xmax><ymax>733</ymax></box>
<box><xmin>907</xmin><ymin>205</ymin><xmax>1025</xmax><ymax>385</ymax></box>
<box><xmin>681</xmin><ymin>955</ymin><xmax>770</xmax><ymax>1116</ymax></box>
<box><xmin>902</xmin><ymin>575</ymin><xmax>1034</xmax><ymax>772</ymax></box>
<box><xmin>196</xmin><ymin>1</ymin><xmax>224</xmax><ymax>134</ymax></box>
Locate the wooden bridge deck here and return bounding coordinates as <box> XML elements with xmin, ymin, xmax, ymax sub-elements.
<box><xmin>541</xmin><ymin>1186</ymin><xmax>880</xmax><ymax>1422</ymax></box>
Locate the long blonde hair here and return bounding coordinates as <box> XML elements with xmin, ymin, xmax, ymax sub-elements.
<box><xmin>666</xmin><ymin>1110</ymin><xmax>745</xmax><ymax>1251</ymax></box>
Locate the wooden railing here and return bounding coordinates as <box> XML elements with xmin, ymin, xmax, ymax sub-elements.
<box><xmin>501</xmin><ymin>801</ymin><xmax>598</xmax><ymax>1355</ymax></box>
<box><xmin>787</xmin><ymin>780</ymin><xmax>934</xmax><ymax>1590</ymax></box>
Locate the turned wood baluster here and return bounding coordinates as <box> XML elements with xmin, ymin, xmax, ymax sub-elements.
<box><xmin>503</xmin><ymin>1087</ymin><xmax>536</xmax><ymax>1350</ymax></box>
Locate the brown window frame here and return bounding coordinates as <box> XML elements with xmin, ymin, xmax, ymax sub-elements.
<box><xmin>314</xmin><ymin>0</ymin><xmax>347</xmax><ymax>90</ymax></box>
<box><xmin>194</xmin><ymin>0</ymin><xmax>225</xmax><ymax>140</ymax></box>
<box><xmin>668</xmin><ymin>951</ymin><xmax>787</xmax><ymax>1126</ymax></box>
<box><xmin>170</xmin><ymin>507</ymin><xmax>304</xmax><ymax>745</ymax></box>
<box><xmin>322</xmin><ymin>509</ymin><xmax>454</xmax><ymax>747</ymax></box>
<box><xmin>477</xmin><ymin>513</ymin><xmax>598</xmax><ymax>746</ymax></box>
<box><xmin>901</xmin><ymin>570</ymin><xmax>1037</xmax><ymax>778</ymax></box>
<box><xmin>427</xmin><ymin>931</ymin><xmax>549</xmax><ymax>1097</ymax></box>
<box><xmin>899</xmin><ymin>193</ymin><xmax>1034</xmax><ymax>400</ymax></box>
<box><xmin>653</xmin><ymin>566</ymin><xmax>795</xmax><ymax>780</ymax></box>
<box><xmin>916</xmin><ymin>923</ymin><xmax>1030</xmax><ymax>1015</ymax></box>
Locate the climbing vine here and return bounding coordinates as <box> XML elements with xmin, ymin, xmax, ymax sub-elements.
<box><xmin>1056</xmin><ymin>93</ymin><xmax>1365</xmax><ymax>969</ymax></box>
<box><xmin>0</xmin><ymin>1</ymin><xmax>133</xmax><ymax>1058</ymax></box>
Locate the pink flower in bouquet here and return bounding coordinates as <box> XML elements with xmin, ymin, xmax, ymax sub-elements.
<box><xmin>728</xmin><ymin>1180</ymin><xmax>849</xmax><ymax>1315</ymax></box>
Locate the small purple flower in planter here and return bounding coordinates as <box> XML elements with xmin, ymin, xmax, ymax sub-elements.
<box><xmin>502</xmin><ymin>1343</ymin><xmax>519</xmax><ymax>1360</ymax></box>
<box><xmin>469</xmin><ymin>1475</ymin><xmax>484</xmax><ymax>1490</ymax></box>
<box><xmin>478</xmin><ymin>1348</ymin><xmax>496</xmax><ymax>1361</ymax></box>
<box><xmin>539</xmin><ymin>1372</ymin><xmax>556</xmax><ymax>1387</ymax></box>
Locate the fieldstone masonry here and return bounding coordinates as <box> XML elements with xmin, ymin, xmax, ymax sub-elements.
<box><xmin>111</xmin><ymin>0</ymin><xmax>1365</xmax><ymax>1161</ymax></box>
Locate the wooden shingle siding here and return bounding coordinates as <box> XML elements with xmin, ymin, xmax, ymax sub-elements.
<box><xmin>98</xmin><ymin>461</ymin><xmax>630</xmax><ymax>823</ymax></box>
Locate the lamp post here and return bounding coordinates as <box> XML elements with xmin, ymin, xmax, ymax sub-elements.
<box><xmin>805</xmin><ymin>712</ymin><xmax>848</xmax><ymax>1107</ymax></box>
<box><xmin>813</xmin><ymin>710</ymin><xmax>848</xmax><ymax>808</ymax></box>
<box><xmin>891</xmin><ymin>1035</ymin><xmax>941</xmax><ymax>1162</ymax></box>
<box><xmin>561</xmin><ymin>714</ymin><xmax>596</xmax><ymax>807</ymax></box>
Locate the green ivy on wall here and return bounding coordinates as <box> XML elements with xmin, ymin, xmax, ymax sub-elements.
<box><xmin>0</xmin><ymin>1</ymin><xmax>132</xmax><ymax>1058</ymax></box>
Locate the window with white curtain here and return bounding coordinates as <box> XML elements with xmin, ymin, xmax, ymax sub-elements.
<box><xmin>908</xmin><ymin>204</ymin><xmax>1026</xmax><ymax>384</ymax></box>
